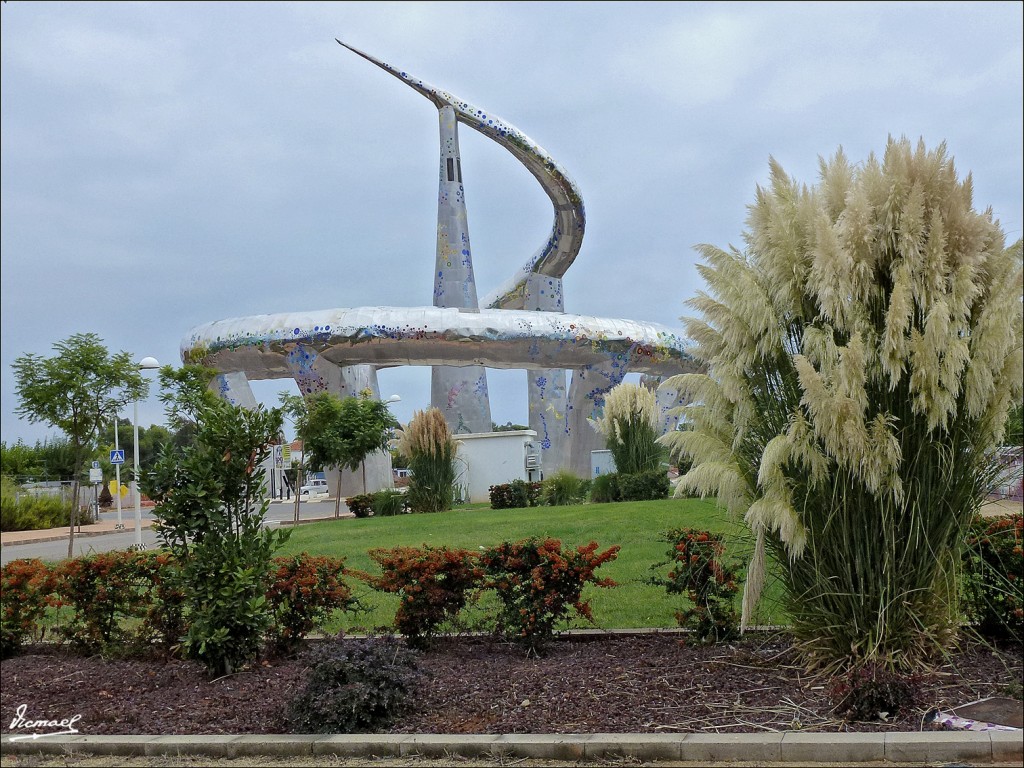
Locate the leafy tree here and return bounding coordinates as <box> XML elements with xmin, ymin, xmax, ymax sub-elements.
<box><xmin>12</xmin><ymin>334</ymin><xmax>147</xmax><ymax>557</ymax></box>
<box><xmin>660</xmin><ymin>138</ymin><xmax>1022</xmax><ymax>673</ymax></box>
<box><xmin>281</xmin><ymin>390</ymin><xmax>398</xmax><ymax>518</ymax></box>
<box><xmin>143</xmin><ymin>365</ymin><xmax>288</xmax><ymax>676</ymax></box>
<box><xmin>1</xmin><ymin>438</ymin><xmax>77</xmax><ymax>482</ymax></box>
<box><xmin>97</xmin><ymin>419</ymin><xmax>177</xmax><ymax>475</ymax></box>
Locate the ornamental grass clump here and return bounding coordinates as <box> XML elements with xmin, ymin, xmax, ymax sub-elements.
<box><xmin>659</xmin><ymin>137</ymin><xmax>1023</xmax><ymax>673</ymax></box>
<box><xmin>592</xmin><ymin>382</ymin><xmax>661</xmax><ymax>475</ymax></box>
<box><xmin>397</xmin><ymin>408</ymin><xmax>458</xmax><ymax>513</ymax></box>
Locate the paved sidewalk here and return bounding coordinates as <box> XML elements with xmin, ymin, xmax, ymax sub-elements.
<box><xmin>2</xmin><ymin>731</ymin><xmax>1022</xmax><ymax>765</ymax></box>
<box><xmin>0</xmin><ymin>517</ymin><xmax>157</xmax><ymax>547</ymax></box>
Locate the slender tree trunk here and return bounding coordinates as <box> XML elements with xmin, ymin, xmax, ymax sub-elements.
<box><xmin>67</xmin><ymin>479</ymin><xmax>79</xmax><ymax>559</ymax></box>
<box><xmin>293</xmin><ymin>464</ymin><xmax>302</xmax><ymax>524</ymax></box>
<box><xmin>335</xmin><ymin>472</ymin><xmax>343</xmax><ymax>518</ymax></box>
<box><xmin>67</xmin><ymin>445</ymin><xmax>85</xmax><ymax>559</ymax></box>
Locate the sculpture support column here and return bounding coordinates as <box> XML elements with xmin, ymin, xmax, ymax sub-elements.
<box><xmin>525</xmin><ymin>273</ymin><xmax>568</xmax><ymax>474</ymax></box>
<box><xmin>285</xmin><ymin>346</ymin><xmax>393</xmax><ymax>495</ymax></box>
<box><xmin>212</xmin><ymin>371</ymin><xmax>258</xmax><ymax>409</ymax></box>
<box><xmin>641</xmin><ymin>373</ymin><xmax>688</xmax><ymax>436</ymax></box>
<box><xmin>430</xmin><ymin>104</ymin><xmax>492</xmax><ymax>434</ymax></box>
<box><xmin>565</xmin><ymin>360</ymin><xmax>629</xmax><ymax>478</ymax></box>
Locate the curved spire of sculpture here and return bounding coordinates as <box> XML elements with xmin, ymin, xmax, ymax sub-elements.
<box><xmin>336</xmin><ymin>39</ymin><xmax>585</xmax><ymax>310</ymax></box>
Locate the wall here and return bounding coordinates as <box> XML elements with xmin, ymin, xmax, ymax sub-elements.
<box><xmin>454</xmin><ymin>430</ymin><xmax>538</xmax><ymax>504</ymax></box>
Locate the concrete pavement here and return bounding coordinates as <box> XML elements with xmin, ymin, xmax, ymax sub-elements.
<box><xmin>0</xmin><ymin>498</ymin><xmax>348</xmax><ymax>562</ymax></box>
<box><xmin>2</xmin><ymin>730</ymin><xmax>1022</xmax><ymax>765</ymax></box>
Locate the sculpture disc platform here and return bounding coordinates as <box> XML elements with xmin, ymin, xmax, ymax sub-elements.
<box><xmin>181</xmin><ymin>41</ymin><xmax>698</xmax><ymax>482</ymax></box>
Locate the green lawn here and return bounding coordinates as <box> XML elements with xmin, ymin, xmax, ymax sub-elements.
<box><xmin>278</xmin><ymin>498</ymin><xmax>788</xmax><ymax>632</ymax></box>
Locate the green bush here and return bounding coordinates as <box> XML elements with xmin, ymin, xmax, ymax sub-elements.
<box><xmin>619</xmin><ymin>470</ymin><xmax>671</xmax><ymax>501</ymax></box>
<box><xmin>371</xmin><ymin>489</ymin><xmax>408</xmax><ymax>517</ymax></box>
<box><xmin>542</xmin><ymin>470</ymin><xmax>587</xmax><ymax>506</ymax></box>
<box><xmin>1</xmin><ymin>478</ymin><xmax>82</xmax><ymax>532</ymax></box>
<box><xmin>346</xmin><ymin>494</ymin><xmax>374</xmax><ymax>518</ymax></box>
<box><xmin>963</xmin><ymin>513</ymin><xmax>1023</xmax><ymax>641</ymax></box>
<box><xmin>144</xmin><ymin>365</ymin><xmax>289</xmax><ymax>676</ymax></box>
<box><xmin>590</xmin><ymin>473</ymin><xmax>620</xmax><ymax>503</ymax></box>
<box><xmin>287</xmin><ymin>635</ymin><xmax>422</xmax><ymax>733</ymax></box>
<box><xmin>488</xmin><ymin>480</ymin><xmax>542</xmax><ymax>509</ymax></box>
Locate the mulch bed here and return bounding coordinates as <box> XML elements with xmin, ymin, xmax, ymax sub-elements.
<box><xmin>1</xmin><ymin>633</ymin><xmax>1020</xmax><ymax>736</ymax></box>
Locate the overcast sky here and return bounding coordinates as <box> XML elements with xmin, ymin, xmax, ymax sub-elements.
<box><xmin>2</xmin><ymin>0</ymin><xmax>1021</xmax><ymax>444</ymax></box>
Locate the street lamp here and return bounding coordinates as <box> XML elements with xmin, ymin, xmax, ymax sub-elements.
<box><xmin>132</xmin><ymin>356</ymin><xmax>160</xmax><ymax>549</ymax></box>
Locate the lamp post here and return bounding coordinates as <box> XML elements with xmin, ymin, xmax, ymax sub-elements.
<box><xmin>132</xmin><ymin>356</ymin><xmax>160</xmax><ymax>549</ymax></box>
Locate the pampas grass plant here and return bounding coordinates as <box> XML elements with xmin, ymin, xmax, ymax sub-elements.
<box><xmin>398</xmin><ymin>408</ymin><xmax>458</xmax><ymax>513</ymax></box>
<box><xmin>659</xmin><ymin>137</ymin><xmax>1023</xmax><ymax>673</ymax></box>
<box><xmin>592</xmin><ymin>382</ymin><xmax>661</xmax><ymax>475</ymax></box>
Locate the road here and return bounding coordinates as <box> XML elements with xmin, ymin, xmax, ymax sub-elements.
<box><xmin>0</xmin><ymin>498</ymin><xmax>345</xmax><ymax>565</ymax></box>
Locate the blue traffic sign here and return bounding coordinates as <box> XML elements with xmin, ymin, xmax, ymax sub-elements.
<box><xmin>109</xmin><ymin>449</ymin><xmax>126</xmax><ymax>465</ymax></box>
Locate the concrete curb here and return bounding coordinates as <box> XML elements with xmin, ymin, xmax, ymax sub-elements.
<box><xmin>3</xmin><ymin>731</ymin><xmax>1021</xmax><ymax>764</ymax></box>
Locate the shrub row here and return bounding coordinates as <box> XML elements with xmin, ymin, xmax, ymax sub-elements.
<box><xmin>488</xmin><ymin>480</ymin><xmax>543</xmax><ymax>509</ymax></box>
<box><xmin>346</xmin><ymin>490</ymin><xmax>410</xmax><ymax>518</ymax></box>
<box><xmin>0</xmin><ymin>552</ymin><xmax>352</xmax><ymax>660</ymax></box>
<box><xmin>1</xmin><ymin>490</ymin><xmax>89</xmax><ymax>532</ymax></box>
<box><xmin>488</xmin><ymin>471</ymin><xmax>595</xmax><ymax>510</ymax></box>
<box><xmin>359</xmin><ymin>537</ymin><xmax>620</xmax><ymax>655</ymax></box>
<box><xmin>591</xmin><ymin>470</ymin><xmax>670</xmax><ymax>503</ymax></box>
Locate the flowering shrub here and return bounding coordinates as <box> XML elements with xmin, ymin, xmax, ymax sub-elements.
<box><xmin>963</xmin><ymin>513</ymin><xmax>1023</xmax><ymax>640</ymax></box>
<box><xmin>1</xmin><ymin>558</ymin><xmax>58</xmax><ymax>658</ymax></box>
<box><xmin>54</xmin><ymin>550</ymin><xmax>163</xmax><ymax>653</ymax></box>
<box><xmin>346</xmin><ymin>494</ymin><xmax>374</xmax><ymax>518</ymax></box>
<box><xmin>362</xmin><ymin>545</ymin><xmax>483</xmax><ymax>648</ymax></box>
<box><xmin>266</xmin><ymin>554</ymin><xmax>355</xmax><ymax>655</ymax></box>
<box><xmin>651</xmin><ymin>528</ymin><xmax>741</xmax><ymax>643</ymax></box>
<box><xmin>479</xmin><ymin>537</ymin><xmax>620</xmax><ymax>655</ymax></box>
<box><xmin>489</xmin><ymin>480</ymin><xmax>542</xmax><ymax>509</ymax></box>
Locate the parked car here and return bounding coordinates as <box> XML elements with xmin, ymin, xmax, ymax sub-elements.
<box><xmin>299</xmin><ymin>478</ymin><xmax>329</xmax><ymax>497</ymax></box>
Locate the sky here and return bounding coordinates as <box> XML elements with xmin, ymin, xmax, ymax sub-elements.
<box><xmin>2</xmin><ymin>0</ymin><xmax>1022</xmax><ymax>444</ymax></box>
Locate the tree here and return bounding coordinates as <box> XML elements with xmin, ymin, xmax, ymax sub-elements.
<box><xmin>660</xmin><ymin>138</ymin><xmax>1023</xmax><ymax>673</ymax></box>
<box><xmin>13</xmin><ymin>334</ymin><xmax>147</xmax><ymax>557</ymax></box>
<box><xmin>143</xmin><ymin>365</ymin><xmax>288</xmax><ymax>676</ymax></box>
<box><xmin>281</xmin><ymin>390</ymin><xmax>398</xmax><ymax>518</ymax></box>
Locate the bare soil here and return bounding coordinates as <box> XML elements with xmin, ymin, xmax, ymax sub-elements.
<box><xmin>1</xmin><ymin>633</ymin><xmax>1020</xmax><ymax>738</ymax></box>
